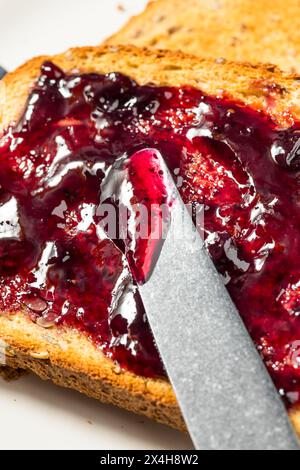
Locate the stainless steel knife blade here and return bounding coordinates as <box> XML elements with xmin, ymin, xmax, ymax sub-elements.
<box><xmin>138</xmin><ymin>151</ymin><xmax>299</xmax><ymax>450</ymax></box>
<box><xmin>286</xmin><ymin>138</ymin><xmax>300</xmax><ymax>167</ymax></box>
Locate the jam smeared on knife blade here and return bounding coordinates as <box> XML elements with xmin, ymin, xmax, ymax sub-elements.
<box><xmin>1</xmin><ymin>62</ymin><xmax>300</xmax><ymax>404</ymax></box>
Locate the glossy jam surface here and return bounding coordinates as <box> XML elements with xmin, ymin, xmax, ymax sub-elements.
<box><xmin>1</xmin><ymin>63</ymin><xmax>300</xmax><ymax>404</ymax></box>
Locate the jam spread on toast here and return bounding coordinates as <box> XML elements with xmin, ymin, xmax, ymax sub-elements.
<box><xmin>1</xmin><ymin>62</ymin><xmax>300</xmax><ymax>405</ymax></box>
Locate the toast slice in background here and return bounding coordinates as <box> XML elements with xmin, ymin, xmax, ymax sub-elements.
<box><xmin>106</xmin><ymin>0</ymin><xmax>300</xmax><ymax>74</ymax></box>
<box><xmin>1</xmin><ymin>45</ymin><xmax>300</xmax><ymax>435</ymax></box>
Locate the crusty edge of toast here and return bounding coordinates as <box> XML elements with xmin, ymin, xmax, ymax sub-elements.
<box><xmin>0</xmin><ymin>44</ymin><xmax>300</xmax><ymax>435</ymax></box>
<box><xmin>1</xmin><ymin>44</ymin><xmax>300</xmax><ymax>131</ymax></box>
<box><xmin>0</xmin><ymin>365</ymin><xmax>26</xmax><ymax>381</ymax></box>
<box><xmin>0</xmin><ymin>312</ymin><xmax>184</xmax><ymax>430</ymax></box>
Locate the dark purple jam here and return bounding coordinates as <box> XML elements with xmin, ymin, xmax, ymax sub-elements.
<box><xmin>1</xmin><ymin>62</ymin><xmax>300</xmax><ymax>405</ymax></box>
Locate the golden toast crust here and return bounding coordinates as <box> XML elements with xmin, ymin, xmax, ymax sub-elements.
<box><xmin>106</xmin><ymin>0</ymin><xmax>300</xmax><ymax>74</ymax></box>
<box><xmin>0</xmin><ymin>44</ymin><xmax>300</xmax><ymax>435</ymax></box>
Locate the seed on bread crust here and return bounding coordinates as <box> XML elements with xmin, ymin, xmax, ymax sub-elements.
<box><xmin>30</xmin><ymin>351</ymin><xmax>50</xmax><ymax>360</ymax></box>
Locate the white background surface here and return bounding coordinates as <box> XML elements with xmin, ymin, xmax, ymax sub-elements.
<box><xmin>0</xmin><ymin>0</ymin><xmax>194</xmax><ymax>450</ymax></box>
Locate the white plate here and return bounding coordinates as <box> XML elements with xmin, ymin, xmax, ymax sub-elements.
<box><xmin>0</xmin><ymin>0</ymin><xmax>194</xmax><ymax>450</ymax></box>
<box><xmin>0</xmin><ymin>0</ymin><xmax>144</xmax><ymax>70</ymax></box>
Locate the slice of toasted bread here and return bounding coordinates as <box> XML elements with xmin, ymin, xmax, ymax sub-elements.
<box><xmin>1</xmin><ymin>45</ymin><xmax>300</xmax><ymax>436</ymax></box>
<box><xmin>106</xmin><ymin>0</ymin><xmax>300</xmax><ymax>74</ymax></box>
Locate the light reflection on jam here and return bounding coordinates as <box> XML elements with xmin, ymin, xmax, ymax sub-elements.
<box><xmin>1</xmin><ymin>62</ymin><xmax>300</xmax><ymax>404</ymax></box>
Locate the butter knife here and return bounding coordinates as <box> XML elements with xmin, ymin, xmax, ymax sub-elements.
<box><xmin>138</xmin><ymin>150</ymin><xmax>299</xmax><ymax>450</ymax></box>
